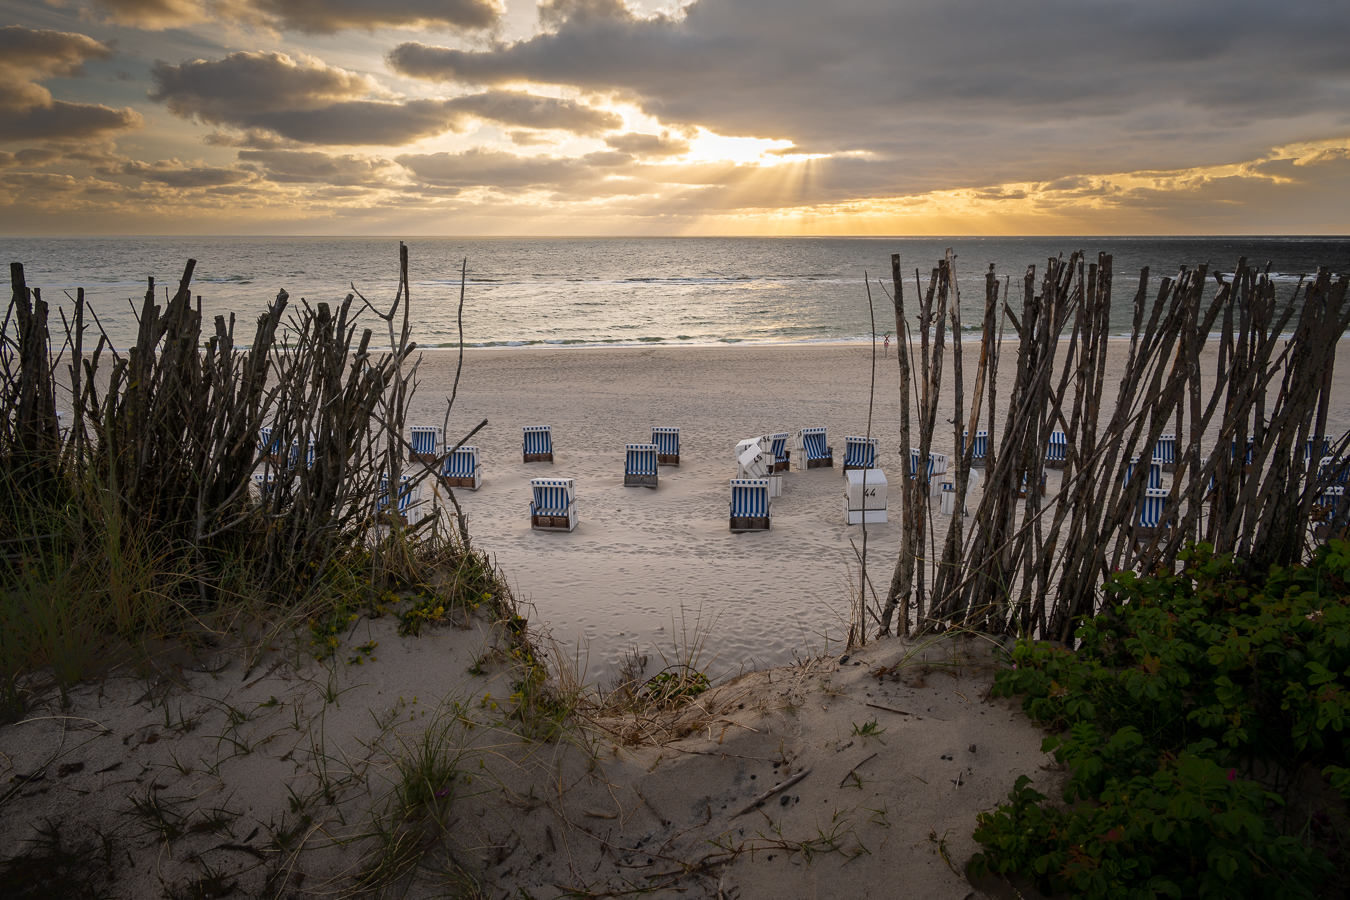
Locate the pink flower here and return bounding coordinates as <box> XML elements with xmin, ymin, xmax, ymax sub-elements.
<box><xmin>1226</xmin><ymin>769</ymin><xmax>1236</xmax><ymax>782</ymax></box>
<box><xmin>435</xmin><ymin>787</ymin><xmax>452</xmax><ymax>798</ymax></box>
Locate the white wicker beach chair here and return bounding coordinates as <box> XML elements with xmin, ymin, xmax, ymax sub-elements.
<box><xmin>735</xmin><ymin>438</ymin><xmax>772</xmax><ymax>479</ymax></box>
<box><xmin>796</xmin><ymin>427</ymin><xmax>833</xmax><ymax>470</ymax></box>
<box><xmin>844</xmin><ymin>469</ymin><xmax>887</xmax><ymax>525</ymax></box>
<box><xmin>531</xmin><ymin>477</ymin><xmax>577</xmax><ymax>532</ymax></box>
<box><xmin>769</xmin><ymin>432</ymin><xmax>791</xmax><ymax>473</ymax></box>
<box><xmin>1153</xmin><ymin>433</ymin><xmax>1177</xmax><ymax>473</ymax></box>
<box><xmin>842</xmin><ymin>436</ymin><xmax>879</xmax><ymax>474</ymax></box>
<box><xmin>410</xmin><ymin>426</ymin><xmax>443</xmax><ymax>464</ymax></box>
<box><xmin>523</xmin><ymin>426</ymin><xmax>554</xmax><ymax>463</ymax></box>
<box><xmin>440</xmin><ymin>445</ymin><xmax>482</xmax><ymax>490</ymax></box>
<box><xmin>652</xmin><ymin>427</ymin><xmax>681</xmax><ymax>466</ymax></box>
<box><xmin>1046</xmin><ymin>431</ymin><xmax>1068</xmax><ymax>470</ymax></box>
<box><xmin>624</xmin><ymin>443</ymin><xmax>659</xmax><ymax>488</ymax></box>
<box><xmin>730</xmin><ymin>478</ymin><xmax>772</xmax><ymax>532</ymax></box>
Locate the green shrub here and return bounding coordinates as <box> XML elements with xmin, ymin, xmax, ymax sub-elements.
<box><xmin>972</xmin><ymin>541</ymin><xmax>1350</xmax><ymax>898</ymax></box>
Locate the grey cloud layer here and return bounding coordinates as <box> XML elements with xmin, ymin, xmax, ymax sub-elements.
<box><xmin>89</xmin><ymin>0</ymin><xmax>501</xmax><ymax>32</ymax></box>
<box><xmin>0</xmin><ymin>26</ymin><xmax>142</xmax><ymax>141</ymax></box>
<box><xmin>388</xmin><ymin>0</ymin><xmax>1350</xmax><ymax>189</ymax></box>
<box><xmin>150</xmin><ymin>52</ymin><xmax>620</xmax><ymax>145</ymax></box>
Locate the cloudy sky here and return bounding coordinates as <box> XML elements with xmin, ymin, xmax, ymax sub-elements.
<box><xmin>2</xmin><ymin>0</ymin><xmax>1349</xmax><ymax>235</ymax></box>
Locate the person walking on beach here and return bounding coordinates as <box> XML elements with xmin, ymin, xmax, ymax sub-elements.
<box><xmin>884</xmin><ymin>333</ymin><xmax>890</xmax><ymax>357</ymax></box>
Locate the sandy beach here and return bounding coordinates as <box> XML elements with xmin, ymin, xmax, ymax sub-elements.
<box><xmin>410</xmin><ymin>339</ymin><xmax>1350</xmax><ymax>684</ymax></box>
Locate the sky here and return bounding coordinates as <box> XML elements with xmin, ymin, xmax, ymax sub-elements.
<box><xmin>2</xmin><ymin>0</ymin><xmax>1349</xmax><ymax>236</ymax></box>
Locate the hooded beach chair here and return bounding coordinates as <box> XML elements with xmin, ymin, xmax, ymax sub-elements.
<box><xmin>258</xmin><ymin>426</ymin><xmax>285</xmax><ymax>467</ymax></box>
<box><xmin>842</xmin><ymin>436</ymin><xmax>879</xmax><ymax>474</ymax></box>
<box><xmin>1017</xmin><ymin>471</ymin><xmax>1047</xmax><ymax>498</ymax></box>
<box><xmin>908</xmin><ymin>449</ymin><xmax>950</xmax><ymax>494</ymax></box>
<box><xmin>797</xmin><ymin>427</ymin><xmax>833</xmax><ymax>470</ymax></box>
<box><xmin>730</xmin><ymin>478</ymin><xmax>772</xmax><ymax>532</ymax></box>
<box><xmin>440</xmin><ymin>445</ymin><xmax>482</xmax><ymax>490</ymax></box>
<box><xmin>410</xmin><ymin>426</ymin><xmax>443</xmax><ymax>464</ymax></box>
<box><xmin>844</xmin><ymin>469</ymin><xmax>887</xmax><ymax>524</ymax></box>
<box><xmin>624</xmin><ymin>443</ymin><xmax>659</xmax><ymax>488</ymax></box>
<box><xmin>769</xmin><ymin>432</ymin><xmax>791</xmax><ymax>473</ymax></box>
<box><xmin>378</xmin><ymin>474</ymin><xmax>419</xmax><ymax>524</ymax></box>
<box><xmin>1306</xmin><ymin>437</ymin><xmax>1332</xmax><ymax>463</ymax></box>
<box><xmin>530</xmin><ymin>477</ymin><xmax>577</xmax><ymax>532</ymax></box>
<box><xmin>1134</xmin><ymin>487</ymin><xmax>1171</xmax><ymax>543</ymax></box>
<box><xmin>1045</xmin><ymin>431</ymin><xmax>1068</xmax><ymax>469</ymax></box>
<box><xmin>1154</xmin><ymin>433</ymin><xmax>1178</xmax><ymax>473</ymax></box>
<box><xmin>1125</xmin><ymin>456</ymin><xmax>1163</xmax><ymax>489</ymax></box>
<box><xmin>963</xmin><ymin>429</ymin><xmax>989</xmax><ymax>467</ymax></box>
<box><xmin>735</xmin><ymin>437</ymin><xmax>772</xmax><ymax>478</ymax></box>
<box><xmin>1314</xmin><ymin>485</ymin><xmax>1346</xmax><ymax>539</ymax></box>
<box><xmin>652</xmin><ymin>427</ymin><xmax>680</xmax><ymax>465</ymax></box>
<box><xmin>253</xmin><ymin>473</ymin><xmax>278</xmax><ymax>504</ymax></box>
<box><xmin>523</xmin><ymin>426</ymin><xmax>554</xmax><ymax>463</ymax></box>
<box><xmin>288</xmin><ymin>436</ymin><xmax>316</xmax><ymax>471</ymax></box>
<box><xmin>1319</xmin><ymin>457</ymin><xmax>1350</xmax><ymax>486</ymax></box>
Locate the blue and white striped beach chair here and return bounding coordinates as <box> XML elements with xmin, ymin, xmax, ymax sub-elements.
<box><xmin>253</xmin><ymin>473</ymin><xmax>278</xmax><ymax>504</ymax></box>
<box><xmin>410</xmin><ymin>426</ymin><xmax>443</xmax><ymax>464</ymax></box>
<box><xmin>1135</xmin><ymin>487</ymin><xmax>1170</xmax><ymax>540</ymax></box>
<box><xmin>440</xmin><ymin>445</ymin><xmax>482</xmax><ymax>490</ymax></box>
<box><xmin>652</xmin><ymin>427</ymin><xmax>681</xmax><ymax>466</ymax></box>
<box><xmin>530</xmin><ymin>477</ymin><xmax>577</xmax><ymax>532</ymax></box>
<box><xmin>1314</xmin><ymin>485</ymin><xmax>1346</xmax><ymax>538</ymax></box>
<box><xmin>1125</xmin><ymin>456</ymin><xmax>1163</xmax><ymax>489</ymax></box>
<box><xmin>769</xmin><ymin>432</ymin><xmax>791</xmax><ymax>473</ymax></box>
<box><xmin>523</xmin><ymin>426</ymin><xmax>554</xmax><ymax>463</ymax></box>
<box><xmin>258</xmin><ymin>426</ymin><xmax>284</xmax><ymax>466</ymax></box>
<box><xmin>378</xmin><ymin>474</ymin><xmax>419</xmax><ymax>524</ymax></box>
<box><xmin>963</xmin><ymin>429</ymin><xmax>989</xmax><ymax>467</ymax></box>
<box><xmin>796</xmin><ymin>427</ymin><xmax>833</xmax><ymax>470</ymax></box>
<box><xmin>624</xmin><ymin>443</ymin><xmax>659</xmax><ymax>488</ymax></box>
<box><xmin>1154</xmin><ymin>433</ymin><xmax>1178</xmax><ymax>473</ymax></box>
<box><xmin>729</xmin><ymin>478</ymin><xmax>772</xmax><ymax>532</ymax></box>
<box><xmin>842</xmin><ymin>436</ymin><xmax>879</xmax><ymax>474</ymax></box>
<box><xmin>1319</xmin><ymin>457</ymin><xmax>1350</xmax><ymax>486</ymax></box>
<box><xmin>1231</xmin><ymin>437</ymin><xmax>1255</xmax><ymax>469</ymax></box>
<box><xmin>1046</xmin><ymin>431</ymin><xmax>1068</xmax><ymax>469</ymax></box>
<box><xmin>1017</xmin><ymin>471</ymin><xmax>1047</xmax><ymax>498</ymax></box>
<box><xmin>908</xmin><ymin>449</ymin><xmax>950</xmax><ymax>493</ymax></box>
<box><xmin>1306</xmin><ymin>436</ymin><xmax>1332</xmax><ymax>463</ymax></box>
<box><xmin>288</xmin><ymin>436</ymin><xmax>316</xmax><ymax>471</ymax></box>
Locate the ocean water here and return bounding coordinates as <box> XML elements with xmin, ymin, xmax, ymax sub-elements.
<box><xmin>4</xmin><ymin>236</ymin><xmax>1348</xmax><ymax>350</ymax></box>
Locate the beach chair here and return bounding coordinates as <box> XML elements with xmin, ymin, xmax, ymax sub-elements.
<box><xmin>652</xmin><ymin>427</ymin><xmax>680</xmax><ymax>466</ymax></box>
<box><xmin>940</xmin><ymin>481</ymin><xmax>957</xmax><ymax>515</ymax></box>
<box><xmin>797</xmin><ymin>427</ymin><xmax>833</xmax><ymax>470</ymax></box>
<box><xmin>1135</xmin><ymin>487</ymin><xmax>1171</xmax><ymax>543</ymax></box>
<box><xmin>842</xmin><ymin>436</ymin><xmax>879</xmax><ymax>474</ymax></box>
<box><xmin>735</xmin><ymin>438</ymin><xmax>772</xmax><ymax>478</ymax></box>
<box><xmin>440</xmin><ymin>445</ymin><xmax>482</xmax><ymax>490</ymax></box>
<box><xmin>530</xmin><ymin>477</ymin><xmax>577</xmax><ymax>532</ymax></box>
<box><xmin>844</xmin><ymin>469</ymin><xmax>887</xmax><ymax>524</ymax></box>
<box><xmin>1045</xmin><ymin>431</ymin><xmax>1068</xmax><ymax>470</ymax></box>
<box><xmin>1017</xmin><ymin>471</ymin><xmax>1047</xmax><ymax>498</ymax></box>
<box><xmin>769</xmin><ymin>432</ymin><xmax>791</xmax><ymax>473</ymax></box>
<box><xmin>1314</xmin><ymin>485</ymin><xmax>1347</xmax><ymax>539</ymax></box>
<box><xmin>289</xmin><ymin>436</ymin><xmax>316</xmax><ymax>470</ymax></box>
<box><xmin>253</xmin><ymin>473</ymin><xmax>278</xmax><ymax>503</ymax></box>
<box><xmin>730</xmin><ymin>478</ymin><xmax>772</xmax><ymax>532</ymax></box>
<box><xmin>1125</xmin><ymin>456</ymin><xmax>1163</xmax><ymax>489</ymax></box>
<box><xmin>1153</xmin><ymin>433</ymin><xmax>1178</xmax><ymax>473</ymax></box>
<box><xmin>258</xmin><ymin>426</ymin><xmax>284</xmax><ymax>466</ymax></box>
<box><xmin>523</xmin><ymin>426</ymin><xmax>554</xmax><ymax>463</ymax></box>
<box><xmin>409</xmin><ymin>426</ymin><xmax>443</xmax><ymax>464</ymax></box>
<box><xmin>1305</xmin><ymin>436</ymin><xmax>1332</xmax><ymax>463</ymax></box>
<box><xmin>963</xmin><ymin>429</ymin><xmax>989</xmax><ymax>467</ymax></box>
<box><xmin>624</xmin><ymin>443</ymin><xmax>659</xmax><ymax>488</ymax></box>
<box><xmin>378</xmin><ymin>475</ymin><xmax>419</xmax><ymax>525</ymax></box>
<box><xmin>1319</xmin><ymin>457</ymin><xmax>1350</xmax><ymax>486</ymax></box>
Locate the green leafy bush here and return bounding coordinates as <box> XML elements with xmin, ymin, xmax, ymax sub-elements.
<box><xmin>972</xmin><ymin>541</ymin><xmax>1350</xmax><ymax>898</ymax></box>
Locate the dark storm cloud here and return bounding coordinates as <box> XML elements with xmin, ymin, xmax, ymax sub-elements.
<box><xmin>150</xmin><ymin>53</ymin><xmax>620</xmax><ymax>145</ymax></box>
<box><xmin>0</xmin><ymin>27</ymin><xmax>142</xmax><ymax>142</ymax></box>
<box><xmin>388</xmin><ymin>0</ymin><xmax>1350</xmax><ymax>188</ymax></box>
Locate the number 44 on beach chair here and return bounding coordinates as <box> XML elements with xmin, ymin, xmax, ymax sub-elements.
<box><xmin>523</xmin><ymin>425</ymin><xmax>554</xmax><ymax>463</ymax></box>
<box><xmin>530</xmin><ymin>478</ymin><xmax>577</xmax><ymax>532</ymax></box>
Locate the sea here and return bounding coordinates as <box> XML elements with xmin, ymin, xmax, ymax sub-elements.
<box><xmin>4</xmin><ymin>236</ymin><xmax>1348</xmax><ymax>350</ymax></box>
